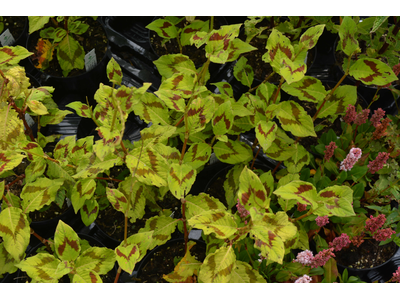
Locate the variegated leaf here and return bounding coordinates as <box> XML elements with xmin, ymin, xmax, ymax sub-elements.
<box><xmin>183</xmin><ymin>143</ymin><xmax>212</xmax><ymax>170</ymax></box>
<box><xmin>0</xmin><ymin>242</ymin><xmax>19</xmax><ymax>276</ymax></box>
<box><xmin>73</xmin><ymin>157</ymin><xmax>121</xmax><ymax>179</ymax></box>
<box><xmin>282</xmin><ymin>76</ymin><xmax>327</xmax><ymax>103</ymax></box>
<box><xmin>198</xmin><ymin>245</ymin><xmax>236</xmax><ymax>283</ymax></box>
<box><xmin>146</xmin><ymin>19</ymin><xmax>178</xmax><ymax>40</ymax></box>
<box><xmin>299</xmin><ymin>24</ymin><xmax>325</xmax><ymax>50</ymax></box>
<box><xmin>249</xmin><ymin>208</ymin><xmax>297</xmax><ymax>264</ymax></box>
<box><xmin>0</xmin><ymin>46</ymin><xmax>33</xmax><ymax>65</ymax></box>
<box><xmin>349</xmin><ymin>57</ymin><xmax>398</xmax><ymax>86</ymax></box>
<box><xmin>338</xmin><ymin>16</ymin><xmax>359</xmax><ymax>57</ymax></box>
<box><xmin>24</xmin><ymin>157</ymin><xmax>46</xmax><ymax>183</ymax></box>
<box><xmin>107</xmin><ymin>57</ymin><xmax>123</xmax><ymax>86</ymax></box>
<box><xmin>80</xmin><ymin>199</ymin><xmax>99</xmax><ymax>226</ymax></box>
<box><xmin>55</xmin><ymin>220</ymin><xmax>81</xmax><ymax>262</ymax></box>
<box><xmin>15</xmin><ymin>253</ymin><xmax>70</xmax><ymax>283</ymax></box>
<box><xmin>186</xmin><ymin>94</ymin><xmax>214</xmax><ymax>134</ymax></box>
<box><xmin>57</xmin><ymin>35</ymin><xmax>85</xmax><ymax>77</ymax></box>
<box><xmin>106</xmin><ymin>187</ymin><xmax>129</xmax><ymax>214</ymax></box>
<box><xmin>0</xmin><ymin>207</ymin><xmax>30</xmax><ymax>261</ymax></box>
<box><xmin>71</xmin><ymin>178</ymin><xmax>96</xmax><ymax>214</ymax></box>
<box><xmin>273</xmin><ymin>180</ymin><xmax>318</xmax><ymax>211</ymax></box>
<box><xmin>314</xmin><ymin>185</ymin><xmax>355</xmax><ymax>217</ymax></box>
<box><xmin>72</xmin><ymin>270</ymin><xmax>102</xmax><ymax>283</ymax></box>
<box><xmin>75</xmin><ymin>246</ymin><xmax>116</xmax><ymax>276</ymax></box>
<box><xmin>286</xmin><ymin>144</ymin><xmax>310</xmax><ymax>174</ymax></box>
<box><xmin>66</xmin><ymin>101</ymin><xmax>93</xmax><ymax>118</ymax></box>
<box><xmin>0</xmin><ymin>106</ymin><xmax>26</xmax><ymax>151</ymax></box>
<box><xmin>118</xmin><ymin>176</ymin><xmax>148</xmax><ymax>223</ymax></box>
<box><xmin>138</xmin><ymin>215</ymin><xmax>179</xmax><ymax>249</ymax></box>
<box><xmin>212</xmin><ymin>101</ymin><xmax>234</xmax><ymax>136</ymax></box>
<box><xmin>238</xmin><ymin>166</ymin><xmax>269</xmax><ymax>211</ymax></box>
<box><xmin>188</xmin><ymin>209</ymin><xmax>237</xmax><ymax>239</ymax></box>
<box><xmin>213</xmin><ymin>139</ymin><xmax>252</xmax><ymax>164</ymax></box>
<box><xmin>132</xmin><ymin>92</ymin><xmax>170</xmax><ymax>125</ymax></box>
<box><xmin>0</xmin><ymin>150</ymin><xmax>25</xmax><ymax>176</ymax></box>
<box><xmin>317</xmin><ymin>85</ymin><xmax>357</xmax><ymax>119</ymax></box>
<box><xmin>229</xmin><ymin>260</ymin><xmax>267</xmax><ymax>283</ymax></box>
<box><xmin>262</xmin><ymin>28</ymin><xmax>294</xmax><ymax>73</ymax></box>
<box><xmin>224</xmin><ymin>164</ymin><xmax>244</xmax><ymax>210</ymax></box>
<box><xmin>233</xmin><ymin>56</ymin><xmax>254</xmax><ymax>88</ymax></box>
<box><xmin>185</xmin><ymin>193</ymin><xmax>227</xmax><ymax>220</ymax></box>
<box><xmin>20</xmin><ymin>177</ymin><xmax>64</xmax><ymax>213</ymax></box>
<box><xmin>168</xmin><ymin>163</ymin><xmax>196</xmax><ymax>199</ymax></box>
<box><xmin>264</xmin><ymin>128</ymin><xmax>297</xmax><ymax>161</ymax></box>
<box><xmin>211</xmin><ymin>82</ymin><xmax>234</xmax><ymax>98</ymax></box>
<box><xmin>153</xmin><ymin>54</ymin><xmax>197</xmax><ymax>78</ymax></box>
<box><xmin>115</xmin><ymin>243</ymin><xmax>140</xmax><ymax>274</ymax></box>
<box><xmin>255</xmin><ymin>120</ymin><xmax>277</xmax><ymax>152</ymax></box>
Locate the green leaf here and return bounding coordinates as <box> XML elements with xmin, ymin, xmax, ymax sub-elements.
<box><xmin>286</xmin><ymin>143</ymin><xmax>310</xmax><ymax>174</ymax></box>
<box><xmin>168</xmin><ymin>163</ymin><xmax>196</xmax><ymax>199</ymax></box>
<box><xmin>233</xmin><ymin>56</ymin><xmax>254</xmax><ymax>88</ymax></box>
<box><xmin>229</xmin><ymin>260</ymin><xmax>267</xmax><ymax>283</ymax></box>
<box><xmin>0</xmin><ymin>106</ymin><xmax>26</xmax><ymax>151</ymax></box>
<box><xmin>299</xmin><ymin>24</ymin><xmax>325</xmax><ymax>50</ymax></box>
<box><xmin>24</xmin><ymin>157</ymin><xmax>46</xmax><ymax>183</ymax></box>
<box><xmin>107</xmin><ymin>57</ymin><xmax>122</xmax><ymax>86</ymax></box>
<box><xmin>106</xmin><ymin>187</ymin><xmax>130</xmax><ymax>214</ymax></box>
<box><xmin>183</xmin><ymin>143</ymin><xmax>212</xmax><ymax>170</ymax></box>
<box><xmin>370</xmin><ymin>17</ymin><xmax>389</xmax><ymax>33</ymax></box>
<box><xmin>212</xmin><ymin>101</ymin><xmax>234</xmax><ymax>136</ymax></box>
<box><xmin>263</xmin><ymin>28</ymin><xmax>294</xmax><ymax>73</ymax></box>
<box><xmin>146</xmin><ymin>19</ymin><xmax>178</xmax><ymax>40</ymax></box>
<box><xmin>16</xmin><ymin>253</ymin><xmax>70</xmax><ymax>283</ymax></box>
<box><xmin>349</xmin><ymin>58</ymin><xmax>398</xmax><ymax>86</ymax></box>
<box><xmin>282</xmin><ymin>76</ymin><xmax>327</xmax><ymax>103</ymax></box>
<box><xmin>0</xmin><ymin>46</ymin><xmax>33</xmax><ymax>65</ymax></box>
<box><xmin>115</xmin><ymin>243</ymin><xmax>140</xmax><ymax>274</ymax></box>
<box><xmin>133</xmin><ymin>92</ymin><xmax>170</xmax><ymax>125</ymax></box>
<box><xmin>71</xmin><ymin>178</ymin><xmax>96</xmax><ymax>214</ymax></box>
<box><xmin>0</xmin><ymin>207</ymin><xmax>30</xmax><ymax>261</ymax></box>
<box><xmin>213</xmin><ymin>139</ymin><xmax>252</xmax><ymax>164</ymax></box>
<box><xmin>0</xmin><ymin>243</ymin><xmax>19</xmax><ymax>276</ymax></box>
<box><xmin>80</xmin><ymin>199</ymin><xmax>99</xmax><ymax>226</ymax></box>
<box><xmin>138</xmin><ymin>215</ymin><xmax>179</xmax><ymax>249</ymax></box>
<box><xmin>317</xmin><ymin>85</ymin><xmax>357</xmax><ymax>118</ymax></box>
<box><xmin>66</xmin><ymin>101</ymin><xmax>93</xmax><ymax>118</ymax></box>
<box><xmin>238</xmin><ymin>166</ymin><xmax>270</xmax><ymax>211</ymax></box>
<box><xmin>28</xmin><ymin>16</ymin><xmax>50</xmax><ymax>34</ymax></box>
<box><xmin>198</xmin><ymin>245</ymin><xmax>236</xmax><ymax>283</ymax></box>
<box><xmin>20</xmin><ymin>178</ymin><xmax>64</xmax><ymax>213</ymax></box>
<box><xmin>185</xmin><ymin>193</ymin><xmax>227</xmax><ymax>221</ymax></box>
<box><xmin>274</xmin><ymin>180</ymin><xmax>319</xmax><ymax>210</ymax></box>
<box><xmin>72</xmin><ymin>270</ymin><xmax>102</xmax><ymax>283</ymax></box>
<box><xmin>57</xmin><ymin>35</ymin><xmax>85</xmax><ymax>77</ymax></box>
<box><xmin>75</xmin><ymin>246</ymin><xmax>116</xmax><ymax>277</ymax></box>
<box><xmin>0</xmin><ymin>150</ymin><xmax>25</xmax><ymax>176</ymax></box>
<box><xmin>55</xmin><ymin>221</ymin><xmax>81</xmax><ymax>262</ymax></box>
<box><xmin>188</xmin><ymin>209</ymin><xmax>237</xmax><ymax>239</ymax></box>
<box><xmin>338</xmin><ymin>17</ymin><xmax>359</xmax><ymax>57</ymax></box>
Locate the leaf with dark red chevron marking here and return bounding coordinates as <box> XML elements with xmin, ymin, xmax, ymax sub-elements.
<box><xmin>168</xmin><ymin>163</ymin><xmax>196</xmax><ymax>199</ymax></box>
<box><xmin>55</xmin><ymin>221</ymin><xmax>81</xmax><ymax>262</ymax></box>
<box><xmin>106</xmin><ymin>57</ymin><xmax>122</xmax><ymax>85</ymax></box>
<box><xmin>349</xmin><ymin>58</ymin><xmax>398</xmax><ymax>86</ymax></box>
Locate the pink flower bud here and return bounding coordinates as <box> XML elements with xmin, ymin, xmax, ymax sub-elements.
<box><xmin>373</xmin><ymin>228</ymin><xmax>395</xmax><ymax>242</ymax></box>
<box><xmin>294</xmin><ymin>274</ymin><xmax>312</xmax><ymax>283</ymax></box>
<box><xmin>340</xmin><ymin>148</ymin><xmax>362</xmax><ymax>171</ymax></box>
<box><xmin>370</xmin><ymin>108</ymin><xmax>386</xmax><ymax>128</ymax></box>
<box><xmin>365</xmin><ymin>214</ymin><xmax>386</xmax><ymax>233</ymax></box>
<box><xmin>324</xmin><ymin>141</ymin><xmax>337</xmax><ymax>162</ymax></box>
<box><xmin>293</xmin><ymin>249</ymin><xmax>314</xmax><ymax>265</ymax></box>
<box><xmin>344</xmin><ymin>104</ymin><xmax>357</xmax><ymax>124</ymax></box>
<box><xmin>316</xmin><ymin>216</ymin><xmax>329</xmax><ymax>227</ymax></box>
<box><xmin>368</xmin><ymin>152</ymin><xmax>390</xmax><ymax>174</ymax></box>
<box><xmin>329</xmin><ymin>233</ymin><xmax>351</xmax><ymax>252</ymax></box>
<box><xmin>354</xmin><ymin>108</ymin><xmax>370</xmax><ymax>125</ymax></box>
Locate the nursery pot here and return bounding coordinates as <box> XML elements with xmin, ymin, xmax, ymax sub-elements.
<box><xmin>15</xmin><ymin>233</ymin><xmax>119</xmax><ymax>283</ymax></box>
<box><xmin>0</xmin><ymin>16</ymin><xmax>28</xmax><ymax>47</ymax></box>
<box><xmin>24</xmin><ymin>18</ymin><xmax>111</xmax><ymax>108</ymax></box>
<box><xmin>335</xmin><ymin>242</ymin><xmax>399</xmax><ymax>283</ymax></box>
<box><xmin>126</xmin><ymin>237</ymin><xmax>207</xmax><ymax>283</ymax></box>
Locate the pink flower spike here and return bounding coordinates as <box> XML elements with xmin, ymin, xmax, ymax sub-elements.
<box><xmin>294</xmin><ymin>274</ymin><xmax>312</xmax><ymax>283</ymax></box>
<box><xmin>368</xmin><ymin>152</ymin><xmax>390</xmax><ymax>174</ymax></box>
<box><xmin>236</xmin><ymin>198</ymin><xmax>250</xmax><ymax>220</ymax></box>
<box><xmin>316</xmin><ymin>216</ymin><xmax>329</xmax><ymax>227</ymax></box>
<box><xmin>324</xmin><ymin>141</ymin><xmax>337</xmax><ymax>162</ymax></box>
<box><xmin>370</xmin><ymin>108</ymin><xmax>386</xmax><ymax>128</ymax></box>
<box><xmin>294</xmin><ymin>249</ymin><xmax>314</xmax><ymax>265</ymax></box>
<box><xmin>329</xmin><ymin>233</ymin><xmax>351</xmax><ymax>252</ymax></box>
<box><xmin>340</xmin><ymin>148</ymin><xmax>362</xmax><ymax>171</ymax></box>
<box><xmin>365</xmin><ymin>214</ymin><xmax>386</xmax><ymax>233</ymax></box>
<box><xmin>391</xmin><ymin>267</ymin><xmax>400</xmax><ymax>283</ymax></box>
<box><xmin>354</xmin><ymin>108</ymin><xmax>370</xmax><ymax>125</ymax></box>
<box><xmin>310</xmin><ymin>248</ymin><xmax>335</xmax><ymax>268</ymax></box>
<box><xmin>344</xmin><ymin>104</ymin><xmax>357</xmax><ymax>124</ymax></box>
<box><xmin>373</xmin><ymin>228</ymin><xmax>395</xmax><ymax>242</ymax></box>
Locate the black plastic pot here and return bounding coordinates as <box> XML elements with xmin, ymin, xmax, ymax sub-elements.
<box><xmin>123</xmin><ymin>237</ymin><xmax>206</xmax><ymax>283</ymax></box>
<box><xmin>0</xmin><ymin>16</ymin><xmax>28</xmax><ymax>47</ymax></box>
<box><xmin>15</xmin><ymin>232</ymin><xmax>119</xmax><ymax>283</ymax></box>
<box><xmin>336</xmin><ymin>244</ymin><xmax>400</xmax><ymax>283</ymax></box>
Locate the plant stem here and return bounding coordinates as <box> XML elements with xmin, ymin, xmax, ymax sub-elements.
<box><xmin>290</xmin><ymin>209</ymin><xmax>314</xmax><ymax>222</ymax></box>
<box><xmin>31</xmin><ymin>228</ymin><xmax>53</xmax><ymax>254</ymax></box>
<box><xmin>114</xmin><ymin>266</ymin><xmax>122</xmax><ymax>283</ymax></box>
<box><xmin>5</xmin><ymin>174</ymin><xmax>25</xmax><ymax>190</ymax></box>
<box><xmin>272</xmin><ymin>77</ymin><xmax>285</xmax><ymax>104</ymax></box>
<box><xmin>181</xmin><ymin>197</ymin><xmax>188</xmax><ymax>254</ymax></box>
<box><xmin>248</xmin><ymin>71</ymin><xmax>276</xmax><ymax>93</ymax></box>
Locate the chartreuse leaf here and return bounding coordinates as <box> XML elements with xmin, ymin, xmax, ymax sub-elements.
<box><xmin>133</xmin><ymin>92</ymin><xmax>170</xmax><ymax>126</ymax></box>
<box><xmin>74</xmin><ymin>246</ymin><xmax>116</xmax><ymax>282</ymax></box>
<box><xmin>72</xmin><ymin>270</ymin><xmax>102</xmax><ymax>283</ymax></box>
<box><xmin>0</xmin><ymin>106</ymin><xmax>26</xmax><ymax>151</ymax></box>
<box><xmin>73</xmin><ymin>156</ymin><xmax>121</xmax><ymax>179</ymax></box>
<box><xmin>282</xmin><ymin>76</ymin><xmax>327</xmax><ymax>103</ymax></box>
<box><xmin>211</xmin><ymin>82</ymin><xmax>234</xmax><ymax>98</ymax></box>
<box><xmin>262</xmin><ymin>28</ymin><xmax>294</xmax><ymax>73</ymax></box>
<box><xmin>238</xmin><ymin>166</ymin><xmax>269</xmax><ymax>211</ymax></box>
<box><xmin>24</xmin><ymin>157</ymin><xmax>46</xmax><ymax>183</ymax></box>
<box><xmin>314</xmin><ymin>185</ymin><xmax>355</xmax><ymax>217</ymax></box>
<box><xmin>349</xmin><ymin>57</ymin><xmax>398</xmax><ymax>86</ymax></box>
<box><xmin>338</xmin><ymin>16</ymin><xmax>359</xmax><ymax>57</ymax></box>
<box><xmin>168</xmin><ymin>163</ymin><xmax>196</xmax><ymax>199</ymax></box>
<box><xmin>15</xmin><ymin>253</ymin><xmax>70</xmax><ymax>283</ymax></box>
<box><xmin>146</xmin><ymin>19</ymin><xmax>178</xmax><ymax>40</ymax></box>
<box><xmin>279</xmin><ymin>55</ymin><xmax>307</xmax><ymax>84</ymax></box>
<box><xmin>256</xmin><ymin>120</ymin><xmax>277</xmax><ymax>152</ymax></box>
<box><xmin>275</xmin><ymin>101</ymin><xmax>316</xmax><ymax>137</ymax></box>
<box><xmin>234</xmin><ymin>56</ymin><xmax>254</xmax><ymax>88</ymax></box>
<box><xmin>198</xmin><ymin>245</ymin><xmax>236</xmax><ymax>283</ymax></box>
<box><xmin>188</xmin><ymin>209</ymin><xmax>237</xmax><ymax>239</ymax></box>
<box><xmin>107</xmin><ymin>57</ymin><xmax>122</xmax><ymax>86</ymax></box>
<box><xmin>264</xmin><ymin>128</ymin><xmax>297</xmax><ymax>161</ymax></box>
<box><xmin>115</xmin><ymin>243</ymin><xmax>140</xmax><ymax>274</ymax></box>
<box><xmin>286</xmin><ymin>144</ymin><xmax>310</xmax><ymax>174</ymax></box>
<box><xmin>224</xmin><ymin>164</ymin><xmax>244</xmax><ymax>210</ymax></box>
<box><xmin>0</xmin><ymin>46</ymin><xmax>33</xmax><ymax>65</ymax></box>
<box><xmin>17</xmin><ymin>141</ymin><xmax>44</xmax><ymax>162</ymax></box>
<box><xmin>185</xmin><ymin>193</ymin><xmax>226</xmax><ymax>221</ymax></box>
<box><xmin>138</xmin><ymin>215</ymin><xmax>179</xmax><ymax>249</ymax></box>
<box><xmin>20</xmin><ymin>178</ymin><xmax>64</xmax><ymax>213</ymax></box>
<box><xmin>0</xmin><ymin>150</ymin><xmax>25</xmax><ymax>176</ymax></box>
<box><xmin>154</xmin><ymin>54</ymin><xmax>197</xmax><ymax>79</ymax></box>
<box><xmin>299</xmin><ymin>24</ymin><xmax>325</xmax><ymax>50</ymax></box>
<box><xmin>317</xmin><ymin>85</ymin><xmax>357</xmax><ymax>119</ymax></box>
<box><xmin>186</xmin><ymin>94</ymin><xmax>215</xmax><ymax>134</ymax></box>
<box><xmin>106</xmin><ymin>187</ymin><xmax>129</xmax><ymax>214</ymax></box>
<box><xmin>80</xmin><ymin>199</ymin><xmax>99</xmax><ymax>226</ymax></box>
<box><xmin>28</xmin><ymin>16</ymin><xmax>51</xmax><ymax>34</ymax></box>
<box><xmin>273</xmin><ymin>180</ymin><xmax>319</xmax><ymax>211</ymax></box>
<box><xmin>183</xmin><ymin>143</ymin><xmax>211</xmax><ymax>170</ymax></box>
<box><xmin>66</xmin><ymin>101</ymin><xmax>93</xmax><ymax>118</ymax></box>
<box><xmin>71</xmin><ymin>178</ymin><xmax>96</xmax><ymax>214</ymax></box>
<box><xmin>0</xmin><ymin>207</ymin><xmax>30</xmax><ymax>261</ymax></box>
<box><xmin>55</xmin><ymin>221</ymin><xmax>81</xmax><ymax>262</ymax></box>
<box><xmin>118</xmin><ymin>176</ymin><xmax>149</xmax><ymax>223</ymax></box>
<box><xmin>163</xmin><ymin>240</ymin><xmax>202</xmax><ymax>283</ymax></box>
<box><xmin>213</xmin><ymin>139</ymin><xmax>252</xmax><ymax>164</ymax></box>
<box><xmin>181</xmin><ymin>20</ymin><xmax>209</xmax><ymax>47</ymax></box>
<box><xmin>125</xmin><ymin>231</ymin><xmax>153</xmax><ymax>263</ymax></box>
<box><xmin>229</xmin><ymin>260</ymin><xmax>267</xmax><ymax>283</ymax></box>
<box><xmin>57</xmin><ymin>35</ymin><xmax>84</xmax><ymax>77</ymax></box>
<box><xmin>0</xmin><ymin>243</ymin><xmax>19</xmax><ymax>276</ymax></box>
<box><xmin>249</xmin><ymin>208</ymin><xmax>297</xmax><ymax>264</ymax></box>
<box><xmin>212</xmin><ymin>101</ymin><xmax>234</xmax><ymax>136</ymax></box>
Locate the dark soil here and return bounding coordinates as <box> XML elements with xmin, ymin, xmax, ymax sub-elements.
<box><xmin>0</xmin><ymin>16</ymin><xmax>27</xmax><ymax>42</ymax></box>
<box><xmin>335</xmin><ymin>239</ymin><xmax>397</xmax><ymax>269</ymax></box>
<box><xmin>27</xmin><ymin>17</ymin><xmax>108</xmax><ymax>77</ymax></box>
<box><xmin>149</xmin><ymin>16</ymin><xmax>224</xmax><ymax>67</ymax></box>
<box><xmin>138</xmin><ymin>240</ymin><xmax>206</xmax><ymax>283</ymax></box>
